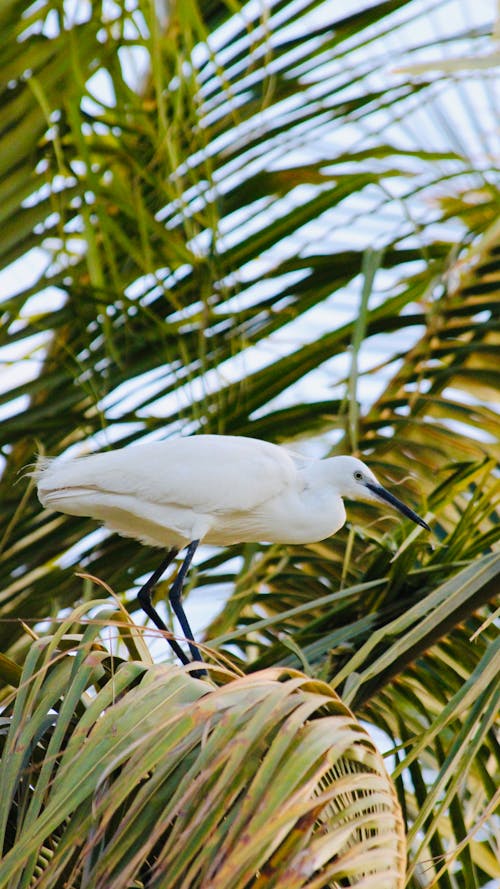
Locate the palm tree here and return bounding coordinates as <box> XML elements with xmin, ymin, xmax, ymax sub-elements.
<box><xmin>0</xmin><ymin>0</ymin><xmax>498</xmax><ymax>886</ymax></box>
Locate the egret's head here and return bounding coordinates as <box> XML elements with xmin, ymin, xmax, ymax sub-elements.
<box><xmin>330</xmin><ymin>456</ymin><xmax>430</xmax><ymax>531</ymax></box>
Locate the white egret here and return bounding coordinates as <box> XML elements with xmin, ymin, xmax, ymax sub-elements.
<box><xmin>34</xmin><ymin>434</ymin><xmax>429</xmax><ymax>667</ymax></box>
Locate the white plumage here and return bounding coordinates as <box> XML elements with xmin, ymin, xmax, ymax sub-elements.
<box><xmin>34</xmin><ymin>434</ymin><xmax>429</xmax><ymax>666</ymax></box>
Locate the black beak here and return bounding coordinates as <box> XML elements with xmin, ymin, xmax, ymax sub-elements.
<box><xmin>365</xmin><ymin>482</ymin><xmax>430</xmax><ymax>531</ymax></box>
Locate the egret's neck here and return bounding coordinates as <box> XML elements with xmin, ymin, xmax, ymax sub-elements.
<box><xmin>263</xmin><ymin>461</ymin><xmax>348</xmax><ymax>543</ymax></box>
<box><xmin>299</xmin><ymin>459</ymin><xmax>340</xmax><ymax>491</ymax></box>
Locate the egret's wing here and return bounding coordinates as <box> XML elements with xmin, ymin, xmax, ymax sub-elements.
<box><xmin>36</xmin><ymin>435</ymin><xmax>298</xmax><ymax>514</ymax></box>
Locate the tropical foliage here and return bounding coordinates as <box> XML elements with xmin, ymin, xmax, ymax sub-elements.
<box><xmin>0</xmin><ymin>0</ymin><xmax>498</xmax><ymax>886</ymax></box>
<box><xmin>0</xmin><ymin>607</ymin><xmax>406</xmax><ymax>888</ymax></box>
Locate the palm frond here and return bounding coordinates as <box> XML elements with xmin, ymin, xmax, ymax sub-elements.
<box><xmin>0</xmin><ymin>605</ymin><xmax>405</xmax><ymax>889</ymax></box>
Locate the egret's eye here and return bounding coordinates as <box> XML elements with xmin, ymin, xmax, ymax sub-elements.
<box><xmin>353</xmin><ymin>471</ymin><xmax>364</xmax><ymax>481</ymax></box>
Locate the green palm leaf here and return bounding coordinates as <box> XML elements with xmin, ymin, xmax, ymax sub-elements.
<box><xmin>0</xmin><ymin>1</ymin><xmax>498</xmax><ymax>886</ymax></box>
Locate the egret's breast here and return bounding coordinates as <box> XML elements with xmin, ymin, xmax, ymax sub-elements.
<box><xmin>204</xmin><ymin>487</ymin><xmax>347</xmax><ymax>546</ymax></box>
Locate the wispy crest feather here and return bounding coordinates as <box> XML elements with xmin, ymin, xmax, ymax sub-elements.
<box><xmin>21</xmin><ymin>455</ymin><xmax>54</xmax><ymax>482</ymax></box>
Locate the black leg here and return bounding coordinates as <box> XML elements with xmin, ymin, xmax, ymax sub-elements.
<box><xmin>137</xmin><ymin>548</ymin><xmax>190</xmax><ymax>665</ymax></box>
<box><xmin>168</xmin><ymin>539</ymin><xmax>202</xmax><ymax>663</ymax></box>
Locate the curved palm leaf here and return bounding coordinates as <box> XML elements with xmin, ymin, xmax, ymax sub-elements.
<box><xmin>0</xmin><ymin>605</ymin><xmax>406</xmax><ymax>889</ymax></box>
